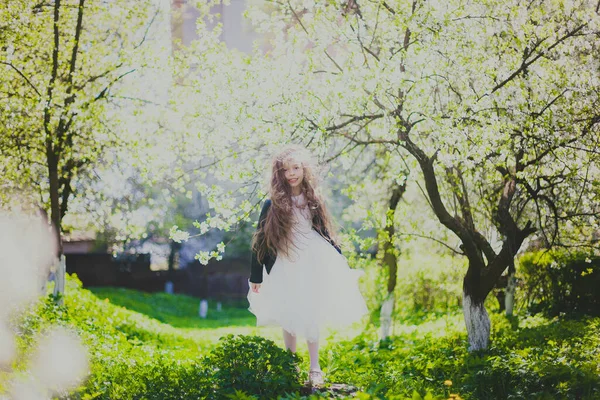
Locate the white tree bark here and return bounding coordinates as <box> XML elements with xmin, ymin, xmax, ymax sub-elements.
<box><xmin>505</xmin><ymin>272</ymin><xmax>517</xmax><ymax>316</ymax></box>
<box><xmin>199</xmin><ymin>299</ymin><xmax>208</xmax><ymax>318</ymax></box>
<box><xmin>380</xmin><ymin>292</ymin><xmax>395</xmax><ymax>341</ymax></box>
<box><xmin>53</xmin><ymin>255</ymin><xmax>66</xmax><ymax>305</ymax></box>
<box><xmin>463</xmin><ymin>292</ymin><xmax>490</xmax><ymax>351</ymax></box>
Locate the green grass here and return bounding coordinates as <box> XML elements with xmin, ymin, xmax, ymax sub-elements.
<box><xmin>8</xmin><ymin>275</ymin><xmax>600</xmax><ymax>399</ymax></box>
<box><xmin>89</xmin><ymin>287</ymin><xmax>256</xmax><ymax>329</ymax></box>
<box><xmin>87</xmin><ymin>285</ymin><xmax>371</xmax><ymax>354</ymax></box>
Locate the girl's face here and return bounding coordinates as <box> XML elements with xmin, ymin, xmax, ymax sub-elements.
<box><xmin>282</xmin><ymin>159</ymin><xmax>304</xmax><ymax>190</ymax></box>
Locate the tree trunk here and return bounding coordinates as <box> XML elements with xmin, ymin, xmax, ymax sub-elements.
<box><xmin>462</xmin><ymin>289</ymin><xmax>490</xmax><ymax>351</ymax></box>
<box><xmin>380</xmin><ymin>291</ymin><xmax>395</xmax><ymax>340</ymax></box>
<box><xmin>166</xmin><ymin>240</ymin><xmax>180</xmax><ymax>293</ymax></box>
<box><xmin>463</xmin><ymin>259</ymin><xmax>491</xmax><ymax>351</ymax></box>
<box><xmin>53</xmin><ymin>255</ymin><xmax>66</xmax><ymax>305</ymax></box>
<box><xmin>505</xmin><ymin>271</ymin><xmax>516</xmax><ymax>316</ymax></box>
<box><xmin>47</xmin><ymin>154</ymin><xmax>63</xmax><ymax>255</ymax></box>
<box><xmin>379</xmin><ymin>184</ymin><xmax>405</xmax><ymax>341</ymax></box>
<box><xmin>380</xmin><ymin>236</ymin><xmax>397</xmax><ymax>340</ymax></box>
<box><xmin>47</xmin><ymin>148</ymin><xmax>64</xmax><ymax>303</ymax></box>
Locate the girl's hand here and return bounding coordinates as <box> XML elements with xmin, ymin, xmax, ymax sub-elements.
<box><xmin>251</xmin><ymin>283</ymin><xmax>261</xmax><ymax>293</ymax></box>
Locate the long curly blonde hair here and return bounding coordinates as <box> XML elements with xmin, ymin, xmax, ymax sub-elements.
<box><xmin>252</xmin><ymin>145</ymin><xmax>338</xmax><ymax>262</ymax></box>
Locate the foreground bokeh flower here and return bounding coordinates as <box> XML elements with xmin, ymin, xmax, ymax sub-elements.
<box><xmin>0</xmin><ymin>211</ymin><xmax>89</xmax><ymax>399</ymax></box>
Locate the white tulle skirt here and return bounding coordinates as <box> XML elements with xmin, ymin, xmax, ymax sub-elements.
<box><xmin>247</xmin><ymin>230</ymin><xmax>368</xmax><ymax>342</ymax></box>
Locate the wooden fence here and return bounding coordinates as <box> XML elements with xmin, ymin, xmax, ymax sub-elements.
<box><xmin>65</xmin><ymin>253</ymin><xmax>251</xmax><ymax>299</ymax></box>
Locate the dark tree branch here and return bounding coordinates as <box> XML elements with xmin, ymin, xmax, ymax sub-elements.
<box><xmin>67</xmin><ymin>0</ymin><xmax>85</xmax><ymax>89</ymax></box>
<box><xmin>286</xmin><ymin>0</ymin><xmax>344</xmax><ymax>72</ymax></box>
<box><xmin>338</xmin><ymin>131</ymin><xmax>398</xmax><ymax>145</ymax></box>
<box><xmin>396</xmin><ymin>232</ymin><xmax>464</xmax><ymax>255</ymax></box>
<box><xmin>450</xmin><ymin>164</ymin><xmax>496</xmax><ymax>264</ymax></box>
<box><xmin>325</xmin><ymin>113</ymin><xmax>384</xmax><ymax>131</ymax></box>
<box><xmin>537</xmin><ymin>193</ymin><xmax>559</xmax><ymax>247</ymax></box>
<box><xmin>324</xmin><ymin>141</ymin><xmax>362</xmax><ymax>163</ymax></box>
<box><xmin>482</xmin><ymin>219</ymin><xmax>534</xmax><ymax>296</ymax></box>
<box><xmin>472</xmin><ymin>230</ymin><xmax>497</xmax><ymax>263</ymax></box>
<box><xmin>324</xmin><ymin>50</ymin><xmax>344</xmax><ymax>73</ymax></box>
<box><xmin>135</xmin><ymin>5</ymin><xmax>160</xmax><ymax>49</ymax></box>
<box><xmin>491</xmin><ymin>24</ymin><xmax>587</xmax><ymax>93</ymax></box>
<box><xmin>381</xmin><ymin>1</ymin><xmax>396</xmax><ymax>15</ymax></box>
<box><xmin>403</xmin><ymin>0</ymin><xmax>416</xmax><ymax>51</ymax></box>
<box><xmin>531</xmin><ymin>89</ymin><xmax>567</xmax><ymax>119</ymax></box>
<box><xmin>342</xmin><ymin>0</ymin><xmax>362</xmax><ymax>18</ymax></box>
<box><xmin>363</xmin><ymin>45</ymin><xmax>380</xmax><ymax>61</ymax></box>
<box><xmin>398</xmin><ymin>128</ymin><xmax>483</xmax><ymax>265</ymax></box>
<box><xmin>56</xmin><ymin>0</ymin><xmax>85</xmax><ymax>154</ymax></box>
<box><xmin>44</xmin><ymin>0</ymin><xmax>61</xmax><ymax>138</ymax></box>
<box><xmin>522</xmin><ymin>114</ymin><xmax>600</xmax><ymax>168</ymax></box>
<box><xmin>59</xmin><ymin>175</ymin><xmax>73</xmax><ymax>220</ymax></box>
<box><xmin>449</xmin><ymin>166</ymin><xmax>475</xmax><ymax>230</ymax></box>
<box><xmin>520</xmin><ymin>177</ymin><xmax>559</xmax><ymax>248</ymax></box>
<box><xmin>573</xmin><ymin>160</ymin><xmax>591</xmax><ymax>214</ymax></box>
<box><xmin>287</xmin><ymin>0</ymin><xmax>309</xmax><ymax>34</ymax></box>
<box><xmin>0</xmin><ymin>62</ymin><xmax>42</xmax><ymax>96</ymax></box>
<box><xmin>91</xmin><ymin>68</ymin><xmax>136</xmax><ymax>102</ymax></box>
<box><xmin>495</xmin><ymin>170</ymin><xmax>519</xmax><ymax>236</ymax></box>
<box><xmin>74</xmin><ymin>63</ymin><xmax>123</xmax><ymax>91</ymax></box>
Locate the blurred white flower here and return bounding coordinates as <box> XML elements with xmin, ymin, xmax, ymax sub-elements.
<box><xmin>30</xmin><ymin>326</ymin><xmax>89</xmax><ymax>393</ymax></box>
<box><xmin>0</xmin><ymin>213</ymin><xmax>56</xmax><ymax>319</ymax></box>
<box><xmin>7</xmin><ymin>379</ymin><xmax>48</xmax><ymax>400</ymax></box>
<box><xmin>0</xmin><ymin>211</ymin><xmax>88</xmax><ymax>399</ymax></box>
<box><xmin>0</xmin><ymin>322</ymin><xmax>16</xmax><ymax>368</ymax></box>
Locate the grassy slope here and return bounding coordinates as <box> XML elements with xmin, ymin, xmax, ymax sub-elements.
<box><xmin>9</xmin><ymin>275</ymin><xmax>600</xmax><ymax>399</ymax></box>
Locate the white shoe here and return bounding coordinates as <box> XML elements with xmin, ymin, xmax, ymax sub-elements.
<box><xmin>309</xmin><ymin>369</ymin><xmax>324</xmax><ymax>386</ymax></box>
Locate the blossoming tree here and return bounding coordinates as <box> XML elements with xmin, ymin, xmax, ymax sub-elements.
<box><xmin>173</xmin><ymin>0</ymin><xmax>600</xmax><ymax>350</ymax></box>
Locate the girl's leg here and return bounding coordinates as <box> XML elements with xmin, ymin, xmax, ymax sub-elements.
<box><xmin>283</xmin><ymin>329</ymin><xmax>297</xmax><ymax>352</ymax></box>
<box><xmin>306</xmin><ymin>339</ymin><xmax>321</xmax><ymax>371</ymax></box>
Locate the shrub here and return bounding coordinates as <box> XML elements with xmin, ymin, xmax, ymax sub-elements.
<box><xmin>202</xmin><ymin>334</ymin><xmax>301</xmax><ymax>399</ymax></box>
<box><xmin>518</xmin><ymin>250</ymin><xmax>600</xmax><ymax>316</ymax></box>
<box><xmin>324</xmin><ymin>314</ymin><xmax>600</xmax><ymax>400</ymax></box>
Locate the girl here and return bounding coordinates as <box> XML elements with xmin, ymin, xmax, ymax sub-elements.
<box><xmin>248</xmin><ymin>145</ymin><xmax>368</xmax><ymax>386</ymax></box>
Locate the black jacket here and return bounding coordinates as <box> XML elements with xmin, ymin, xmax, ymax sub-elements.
<box><xmin>249</xmin><ymin>199</ymin><xmax>341</xmax><ymax>283</ymax></box>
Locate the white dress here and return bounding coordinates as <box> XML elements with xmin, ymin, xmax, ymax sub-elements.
<box><xmin>247</xmin><ymin>194</ymin><xmax>368</xmax><ymax>342</ymax></box>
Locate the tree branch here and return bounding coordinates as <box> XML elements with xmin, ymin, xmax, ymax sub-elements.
<box><xmin>338</xmin><ymin>131</ymin><xmax>398</xmax><ymax>145</ymax></box>
<box><xmin>0</xmin><ymin>62</ymin><xmax>42</xmax><ymax>97</ymax></box>
<box><xmin>472</xmin><ymin>230</ymin><xmax>497</xmax><ymax>263</ymax></box>
<box><xmin>91</xmin><ymin>68</ymin><xmax>137</xmax><ymax>102</ymax></box>
<box><xmin>74</xmin><ymin>64</ymin><xmax>123</xmax><ymax>91</ymax></box>
<box><xmin>67</xmin><ymin>0</ymin><xmax>85</xmax><ymax>90</ymax></box>
<box><xmin>381</xmin><ymin>1</ymin><xmax>396</xmax><ymax>15</ymax></box>
<box><xmin>396</xmin><ymin>232</ymin><xmax>464</xmax><ymax>255</ymax></box>
<box><xmin>325</xmin><ymin>113</ymin><xmax>384</xmax><ymax>131</ymax></box>
<box><xmin>522</xmin><ymin>114</ymin><xmax>600</xmax><ymax>168</ymax></box>
<box><xmin>44</xmin><ymin>0</ymin><xmax>61</xmax><ymax>138</ymax></box>
<box><xmin>135</xmin><ymin>5</ymin><xmax>160</xmax><ymax>49</ymax></box>
<box><xmin>491</xmin><ymin>24</ymin><xmax>587</xmax><ymax>93</ymax></box>
<box><xmin>398</xmin><ymin>128</ymin><xmax>482</xmax><ymax>264</ymax></box>
<box><xmin>56</xmin><ymin>0</ymin><xmax>85</xmax><ymax>154</ymax></box>
<box><xmin>494</xmin><ymin>171</ymin><xmax>518</xmax><ymax>236</ymax></box>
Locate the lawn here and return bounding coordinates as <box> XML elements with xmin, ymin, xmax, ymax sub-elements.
<box><xmin>5</xmin><ymin>276</ymin><xmax>599</xmax><ymax>399</ymax></box>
